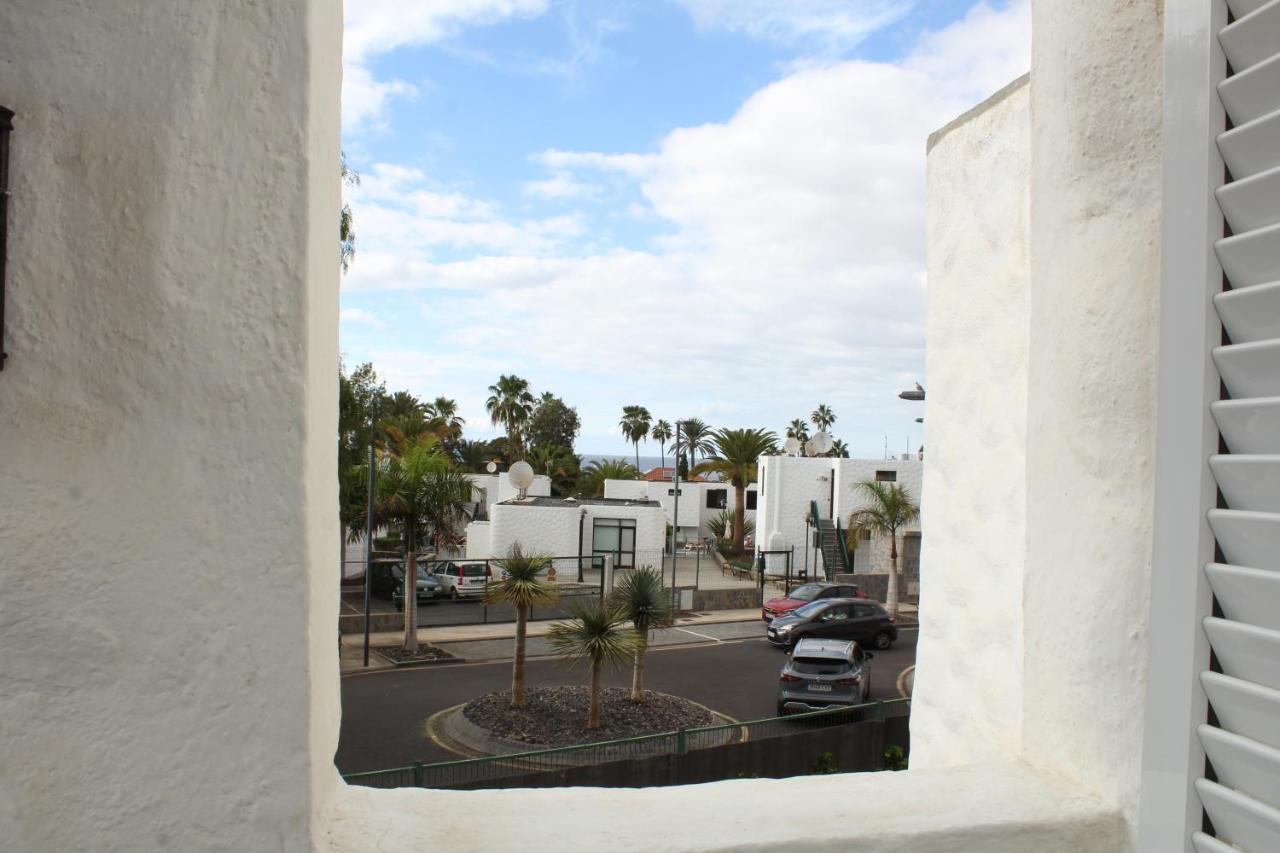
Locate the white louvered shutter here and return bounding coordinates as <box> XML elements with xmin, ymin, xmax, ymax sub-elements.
<box><xmin>1193</xmin><ymin>2</ymin><xmax>1280</xmax><ymax>850</ymax></box>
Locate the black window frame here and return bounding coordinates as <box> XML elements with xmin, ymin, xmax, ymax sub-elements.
<box><xmin>745</xmin><ymin>490</ymin><xmax>758</xmax><ymax>510</ymax></box>
<box><xmin>875</xmin><ymin>470</ymin><xmax>897</xmax><ymax>482</ymax></box>
<box><xmin>705</xmin><ymin>489</ymin><xmax>728</xmax><ymax>509</ymax></box>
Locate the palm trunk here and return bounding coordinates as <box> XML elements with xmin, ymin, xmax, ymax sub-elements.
<box><xmin>511</xmin><ymin>603</ymin><xmax>528</xmax><ymax>707</ymax></box>
<box><xmin>588</xmin><ymin>656</ymin><xmax>602</xmax><ymax>729</ymax></box>
<box><xmin>635</xmin><ymin>442</ymin><xmax>640</xmax><ymax>471</ymax></box>
<box><xmin>886</xmin><ymin>533</ymin><xmax>900</xmax><ymax>620</ymax></box>
<box><xmin>631</xmin><ymin>632</ymin><xmax>648</xmax><ymax>702</ymax></box>
<box><xmin>733</xmin><ymin>483</ymin><xmax>746</xmax><ymax>552</ymax></box>
<box><xmin>403</xmin><ymin>549</ymin><xmax>419</xmax><ymax>652</ymax></box>
<box><xmin>659</xmin><ymin>443</ymin><xmax>665</xmax><ymax>471</ymax></box>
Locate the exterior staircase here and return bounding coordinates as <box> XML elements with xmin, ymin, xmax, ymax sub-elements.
<box><xmin>811</xmin><ymin>501</ymin><xmax>850</xmax><ymax>581</ymax></box>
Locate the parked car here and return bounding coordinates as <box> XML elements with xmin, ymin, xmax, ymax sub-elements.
<box><xmin>766</xmin><ymin>598</ymin><xmax>897</xmax><ymax>650</ymax></box>
<box><xmin>433</xmin><ymin>561</ymin><xmax>492</xmax><ymax>599</ymax></box>
<box><xmin>761</xmin><ymin>581</ymin><xmax>867</xmax><ymax>623</ymax></box>
<box><xmin>776</xmin><ymin>638</ymin><xmax>873</xmax><ymax>715</ymax></box>
<box><xmin>367</xmin><ymin>560</ymin><xmax>441</xmax><ymax>607</ymax></box>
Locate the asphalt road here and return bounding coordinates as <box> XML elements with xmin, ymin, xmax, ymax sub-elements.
<box><xmin>335</xmin><ymin>626</ymin><xmax>917</xmax><ymax>774</ymax></box>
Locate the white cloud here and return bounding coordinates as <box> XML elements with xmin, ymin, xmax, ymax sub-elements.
<box><xmin>675</xmin><ymin>0</ymin><xmax>912</xmax><ymax>52</ymax></box>
<box><xmin>339</xmin><ymin>307</ymin><xmax>387</xmax><ymax>329</ymax></box>
<box><xmin>522</xmin><ymin>172</ymin><xmax>603</xmax><ymax>200</ymax></box>
<box><xmin>343</xmin><ymin>1</ymin><xmax>1031</xmax><ymax>454</ymax></box>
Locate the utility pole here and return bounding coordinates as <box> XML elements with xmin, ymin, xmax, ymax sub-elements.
<box><xmin>362</xmin><ymin>440</ymin><xmax>376</xmax><ymax>668</ymax></box>
<box><xmin>670</xmin><ymin>421</ymin><xmax>681</xmax><ymax>610</ymax></box>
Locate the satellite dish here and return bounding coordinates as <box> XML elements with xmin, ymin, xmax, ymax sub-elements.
<box><xmin>804</xmin><ymin>438</ymin><xmax>819</xmax><ymax>457</ymax></box>
<box><xmin>508</xmin><ymin>461</ymin><xmax>535</xmax><ymax>491</ymax></box>
<box><xmin>783</xmin><ymin>437</ymin><xmax>802</xmax><ymax>456</ymax></box>
<box><xmin>812</xmin><ymin>431</ymin><xmax>833</xmax><ymax>455</ymax></box>
<box><xmin>485</xmin><ymin>461</ymin><xmax>498</xmax><ymax>474</ymax></box>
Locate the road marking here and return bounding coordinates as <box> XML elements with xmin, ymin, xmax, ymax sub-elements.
<box><xmin>672</xmin><ymin>626</ymin><xmax>723</xmax><ymax>643</ymax></box>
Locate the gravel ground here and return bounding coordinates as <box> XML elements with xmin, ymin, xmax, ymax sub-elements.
<box><xmin>373</xmin><ymin>644</ymin><xmax>457</xmax><ymax>664</ymax></box>
<box><xmin>463</xmin><ymin>686</ymin><xmax>713</xmax><ymax>746</ymax></box>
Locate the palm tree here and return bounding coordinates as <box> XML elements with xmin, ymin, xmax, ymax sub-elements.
<box><xmin>829</xmin><ymin>438</ymin><xmax>850</xmax><ymax>458</ymax></box>
<box><xmin>546</xmin><ymin>600</ymin><xmax>638</xmax><ymax>729</ymax></box>
<box><xmin>619</xmin><ymin>406</ymin><xmax>652</xmax><ymax>470</ymax></box>
<box><xmin>678</xmin><ymin>418</ymin><xmax>714</xmax><ymax>471</ymax></box>
<box><xmin>706</xmin><ymin>509</ymin><xmax>754</xmax><ymax>541</ymax></box>
<box><xmin>811</xmin><ymin>404</ymin><xmax>836</xmax><ymax>432</ymax></box>
<box><xmin>427</xmin><ymin>396</ymin><xmax>465</xmax><ymax>437</ymax></box>
<box><xmin>486</xmin><ymin>375</ymin><xmax>536</xmax><ymax>459</ymax></box>
<box><xmin>846</xmin><ymin>480</ymin><xmax>920</xmax><ymax>620</ymax></box>
<box><xmin>693</xmin><ymin>428</ymin><xmax>778</xmax><ymax>552</ymax></box>
<box><xmin>373</xmin><ymin>439</ymin><xmax>475</xmax><ymax>651</ymax></box>
<box><xmin>453</xmin><ymin>438</ymin><xmax>500</xmax><ymax>473</ymax></box>
<box><xmin>577</xmin><ymin>458</ymin><xmax>639</xmax><ymax>497</ymax></box>
<box><xmin>651</xmin><ymin>420</ymin><xmax>673</xmax><ymax>470</ymax></box>
<box><xmin>611</xmin><ymin>567</ymin><xmax>675</xmax><ymax>702</ymax></box>
<box><xmin>386</xmin><ymin>390</ymin><xmax>428</xmax><ymax>419</ymax></box>
<box><xmin>526</xmin><ymin>444</ymin><xmax>581</xmax><ymax>495</ymax></box>
<box><xmin>378</xmin><ymin>412</ymin><xmax>448</xmax><ymax>458</ymax></box>
<box><xmin>486</xmin><ymin>544</ymin><xmax>560</xmax><ymax>708</ymax></box>
<box><xmin>786</xmin><ymin>419</ymin><xmax>810</xmax><ymax>446</ymax></box>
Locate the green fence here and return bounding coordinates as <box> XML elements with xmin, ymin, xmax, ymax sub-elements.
<box><xmin>343</xmin><ymin>698</ymin><xmax>910</xmax><ymax>790</ymax></box>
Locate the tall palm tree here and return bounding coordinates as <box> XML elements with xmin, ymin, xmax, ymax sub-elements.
<box><xmin>453</xmin><ymin>438</ymin><xmax>500</xmax><ymax>473</ymax></box>
<box><xmin>372</xmin><ymin>439</ymin><xmax>475</xmax><ymax>651</ymax></box>
<box><xmin>378</xmin><ymin>412</ymin><xmax>448</xmax><ymax>458</ymax></box>
<box><xmin>526</xmin><ymin>444</ymin><xmax>581</xmax><ymax>496</ymax></box>
<box><xmin>846</xmin><ymin>480</ymin><xmax>921</xmax><ymax>620</ymax></box>
<box><xmin>651</xmin><ymin>420</ymin><xmax>673</xmax><ymax>470</ymax></box>
<box><xmin>611</xmin><ymin>567</ymin><xmax>675</xmax><ymax>702</ymax></box>
<box><xmin>486</xmin><ymin>544</ymin><xmax>560</xmax><ymax>708</ymax></box>
<box><xmin>385</xmin><ymin>390</ymin><xmax>428</xmax><ymax>419</ymax></box>
<box><xmin>786</xmin><ymin>419</ymin><xmax>810</xmax><ymax>445</ymax></box>
<box><xmin>830</xmin><ymin>438</ymin><xmax>850</xmax><ymax>458</ymax></box>
<box><xmin>678</xmin><ymin>418</ymin><xmax>714</xmax><ymax>471</ymax></box>
<box><xmin>577</xmin><ymin>459</ymin><xmax>639</xmax><ymax>497</ymax></box>
<box><xmin>486</xmin><ymin>375</ymin><xmax>536</xmax><ymax>459</ymax></box>
<box><xmin>427</xmin><ymin>396</ymin><xmax>465</xmax><ymax>436</ymax></box>
<box><xmin>810</xmin><ymin>404</ymin><xmax>836</xmax><ymax>432</ymax></box>
<box><xmin>619</xmin><ymin>406</ymin><xmax>652</xmax><ymax>471</ymax></box>
<box><xmin>546</xmin><ymin>600</ymin><xmax>638</xmax><ymax>729</ymax></box>
<box><xmin>693</xmin><ymin>428</ymin><xmax>778</xmax><ymax>552</ymax></box>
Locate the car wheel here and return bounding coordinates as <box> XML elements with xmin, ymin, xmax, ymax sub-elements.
<box><xmin>776</xmin><ymin>703</ymin><xmax>788</xmax><ymax>717</ymax></box>
<box><xmin>874</xmin><ymin>630</ymin><xmax>893</xmax><ymax>650</ymax></box>
<box><xmin>449</xmin><ymin>587</ymin><xmax>459</xmax><ymax>600</ymax></box>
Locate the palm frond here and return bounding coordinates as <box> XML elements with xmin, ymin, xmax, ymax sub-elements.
<box><xmin>546</xmin><ymin>600</ymin><xmax>639</xmax><ymax>669</ymax></box>
<box><xmin>611</xmin><ymin>566</ymin><xmax>674</xmax><ymax>633</ymax></box>
<box><xmin>486</xmin><ymin>544</ymin><xmax>560</xmax><ymax>608</ymax></box>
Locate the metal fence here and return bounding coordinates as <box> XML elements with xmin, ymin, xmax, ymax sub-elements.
<box><xmin>343</xmin><ymin>698</ymin><xmax>910</xmax><ymax>790</ymax></box>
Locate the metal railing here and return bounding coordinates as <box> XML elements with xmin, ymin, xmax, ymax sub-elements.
<box><xmin>343</xmin><ymin>698</ymin><xmax>910</xmax><ymax>790</ymax></box>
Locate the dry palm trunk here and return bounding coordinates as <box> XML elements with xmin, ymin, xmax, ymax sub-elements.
<box><xmin>588</xmin><ymin>656</ymin><xmax>603</xmax><ymax>729</ymax></box>
<box><xmin>403</xmin><ymin>550</ymin><xmax>419</xmax><ymax>652</ymax></box>
<box><xmin>630</xmin><ymin>633</ymin><xmax>648</xmax><ymax>702</ymax></box>
<box><xmin>511</xmin><ymin>604</ymin><xmax>528</xmax><ymax>707</ymax></box>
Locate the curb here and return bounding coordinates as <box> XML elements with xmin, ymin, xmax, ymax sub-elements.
<box><xmin>369</xmin><ymin>646</ymin><xmax>466</xmax><ymax>669</ymax></box>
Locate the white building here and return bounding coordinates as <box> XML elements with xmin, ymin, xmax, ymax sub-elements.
<box><xmin>465</xmin><ymin>472</ymin><xmax>552</xmax><ymax>519</ymax></box>
<box><xmin>465</xmin><ymin>496</ymin><xmax>666</xmax><ymax>569</ymax></box>
<box><xmin>754</xmin><ymin>455</ymin><xmax>924</xmax><ymax>577</ymax></box>
<box><xmin>4</xmin><ymin>3</ymin><xmax>1273</xmax><ymax>852</ymax></box>
<box><xmin>602</xmin><ymin>477</ymin><xmax>758</xmax><ymax>544</ymax></box>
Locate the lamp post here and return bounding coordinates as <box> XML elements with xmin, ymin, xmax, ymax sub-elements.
<box><xmin>670</xmin><ymin>421</ymin><xmax>681</xmax><ymax>610</ymax></box>
<box><xmin>362</xmin><ymin>440</ymin><xmax>376</xmax><ymax>668</ymax></box>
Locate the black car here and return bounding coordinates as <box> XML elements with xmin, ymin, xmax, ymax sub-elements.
<box><xmin>766</xmin><ymin>598</ymin><xmax>897</xmax><ymax>650</ymax></box>
<box><xmin>367</xmin><ymin>560</ymin><xmax>441</xmax><ymax>607</ymax></box>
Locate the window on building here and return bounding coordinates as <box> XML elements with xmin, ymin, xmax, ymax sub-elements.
<box><xmin>706</xmin><ymin>489</ymin><xmax>728</xmax><ymax>509</ymax></box>
<box><xmin>591</xmin><ymin>518</ymin><xmax>637</xmax><ymax>568</ymax></box>
<box><xmin>667</xmin><ymin>488</ymin><xmax>682</xmax><ymax>496</ymax></box>
<box><xmin>875</xmin><ymin>470</ymin><xmax>897</xmax><ymax>482</ymax></box>
<box><xmin>745</xmin><ymin>491</ymin><xmax>757</xmax><ymax>510</ymax></box>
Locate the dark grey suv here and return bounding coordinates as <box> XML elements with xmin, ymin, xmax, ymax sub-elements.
<box><xmin>777</xmin><ymin>638</ymin><xmax>873</xmax><ymax>715</ymax></box>
<box><xmin>766</xmin><ymin>597</ymin><xmax>897</xmax><ymax>650</ymax></box>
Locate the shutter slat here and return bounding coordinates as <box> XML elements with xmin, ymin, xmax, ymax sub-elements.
<box><xmin>1206</xmin><ymin>563</ymin><xmax>1280</xmax><ymax>632</ymax></box>
<box><xmin>1207</xmin><ymin>510</ymin><xmax>1280</xmax><ymax>571</ymax></box>
<box><xmin>1216</xmin><ymin>166</ymin><xmax>1280</xmax><ymax>234</ymax></box>
<box><xmin>1196</xmin><ymin>778</ymin><xmax>1280</xmax><ymax>850</ymax></box>
<box><xmin>1210</xmin><ymin>456</ymin><xmax>1280</xmax><ymax>512</ymax></box>
<box><xmin>1191</xmin><ymin>831</ymin><xmax>1238</xmax><ymax>853</ymax></box>
<box><xmin>1212</xmin><ymin>339</ymin><xmax>1280</xmax><ymax>398</ymax></box>
<box><xmin>1215</xmin><ymin>222</ymin><xmax>1280</xmax><ymax>288</ymax></box>
<box><xmin>1211</xmin><ymin>398</ymin><xmax>1280</xmax><ymax>454</ymax></box>
<box><xmin>1200</xmin><ymin>724</ymin><xmax>1280</xmax><ymax>811</ymax></box>
<box><xmin>1214</xmin><ymin>281</ymin><xmax>1280</xmax><ymax>344</ymax></box>
<box><xmin>1204</xmin><ymin>617</ymin><xmax>1280</xmax><ymax>691</ymax></box>
<box><xmin>1218</xmin><ymin>51</ymin><xmax>1280</xmax><ymax>126</ymax></box>
<box><xmin>1217</xmin><ymin>108</ymin><xmax>1280</xmax><ymax>180</ymax></box>
<box><xmin>1227</xmin><ymin>0</ymin><xmax>1274</xmax><ymax>21</ymax></box>
<box><xmin>1219</xmin><ymin>0</ymin><xmax>1280</xmax><ymax>72</ymax></box>
<box><xmin>1202</xmin><ymin>671</ymin><xmax>1280</xmax><ymax>750</ymax></box>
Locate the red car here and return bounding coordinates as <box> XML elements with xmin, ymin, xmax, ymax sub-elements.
<box><xmin>762</xmin><ymin>582</ymin><xmax>868</xmax><ymax>623</ymax></box>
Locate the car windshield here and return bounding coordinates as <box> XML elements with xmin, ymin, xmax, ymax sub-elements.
<box><xmin>790</xmin><ymin>657</ymin><xmax>852</xmax><ymax>676</ymax></box>
<box><xmin>788</xmin><ymin>584</ymin><xmax>823</xmax><ymax>602</ymax></box>
<box><xmin>793</xmin><ymin>601</ymin><xmax>828</xmax><ymax>618</ymax></box>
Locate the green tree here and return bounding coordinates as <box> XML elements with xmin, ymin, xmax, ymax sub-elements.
<box><xmin>372</xmin><ymin>440</ymin><xmax>475</xmax><ymax>651</ymax></box>
<box><xmin>340</xmin><ymin>151</ymin><xmax>359</xmax><ymax>272</ymax></box>
<box><xmin>612</xmin><ymin>567</ymin><xmax>675</xmax><ymax>702</ymax></box>
<box><xmin>453</xmin><ymin>438</ymin><xmax>502</xmax><ymax>473</ymax></box>
<box><xmin>486</xmin><ymin>375</ymin><xmax>536</xmax><ymax>459</ymax></box>
<box><xmin>786</xmin><ymin>419</ymin><xmax>810</xmax><ymax>445</ymax></box>
<box><xmin>651</xmin><ymin>420</ymin><xmax>673</xmax><ymax>470</ymax></box>
<box><xmin>528</xmin><ymin>392</ymin><xmax>582</xmax><ymax>451</ymax></box>
<box><xmin>577</xmin><ymin>458</ymin><xmax>639</xmax><ymax>497</ymax></box>
<box><xmin>338</xmin><ymin>361</ymin><xmax>386</xmax><ymax>562</ymax></box>
<box><xmin>693</xmin><ymin>428</ymin><xmax>778</xmax><ymax>552</ymax></box>
<box><xmin>378</xmin><ymin>412</ymin><xmax>449</xmax><ymax>459</ymax></box>
<box><xmin>426</xmin><ymin>397</ymin><xmax>465</xmax><ymax>438</ymax></box>
<box><xmin>385</xmin><ymin>390</ymin><xmax>427</xmax><ymax>419</ymax></box>
<box><xmin>677</xmin><ymin>418</ymin><xmax>714</xmax><ymax>471</ymax></box>
<box><xmin>526</xmin><ymin>444</ymin><xmax>581</xmax><ymax>496</ymax></box>
<box><xmin>810</xmin><ymin>404</ymin><xmax>836</xmax><ymax>433</ymax></box>
<box><xmin>546</xmin><ymin>600</ymin><xmax>639</xmax><ymax>729</ymax></box>
<box><xmin>706</xmin><ymin>509</ymin><xmax>754</xmax><ymax>542</ymax></box>
<box><xmin>619</xmin><ymin>406</ymin><xmax>652</xmax><ymax>471</ymax></box>
<box><xmin>486</xmin><ymin>544</ymin><xmax>560</xmax><ymax>707</ymax></box>
<box><xmin>829</xmin><ymin>438</ymin><xmax>850</xmax><ymax>458</ymax></box>
<box><xmin>846</xmin><ymin>480</ymin><xmax>921</xmax><ymax>620</ymax></box>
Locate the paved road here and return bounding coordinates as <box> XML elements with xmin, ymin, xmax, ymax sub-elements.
<box><xmin>335</xmin><ymin>626</ymin><xmax>917</xmax><ymax>774</ymax></box>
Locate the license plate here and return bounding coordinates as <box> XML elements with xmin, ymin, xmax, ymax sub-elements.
<box><xmin>767</xmin><ymin>629</ymin><xmax>776</xmax><ymax>636</ymax></box>
<box><xmin>806</xmin><ymin>683</ymin><xmax>833</xmax><ymax>692</ymax></box>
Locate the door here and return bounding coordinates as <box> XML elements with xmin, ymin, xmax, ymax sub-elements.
<box><xmin>592</xmin><ymin>518</ymin><xmax>637</xmax><ymax>568</ymax></box>
<box><xmin>814</xmin><ymin>604</ymin><xmax>855</xmax><ymax>639</ymax></box>
<box><xmin>850</xmin><ymin>604</ymin><xmax>882</xmax><ymax>642</ymax></box>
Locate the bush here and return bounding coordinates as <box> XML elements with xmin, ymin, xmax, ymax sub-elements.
<box><xmin>807</xmin><ymin>752</ymin><xmax>840</xmax><ymax>775</ymax></box>
<box><xmin>883</xmin><ymin>745</ymin><xmax>908</xmax><ymax>771</ymax></box>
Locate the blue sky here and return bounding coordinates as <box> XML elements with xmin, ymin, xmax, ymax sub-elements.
<box><xmin>340</xmin><ymin>1</ymin><xmax>1030</xmax><ymax>456</ymax></box>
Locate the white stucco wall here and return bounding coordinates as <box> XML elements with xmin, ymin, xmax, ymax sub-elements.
<box><xmin>467</xmin><ymin>473</ymin><xmax>551</xmax><ymax>515</ymax></box>
<box><xmin>602</xmin><ymin>479</ymin><xmax>757</xmax><ymax>540</ymax></box>
<box><xmin>486</xmin><ymin>502</ymin><xmax>666</xmax><ymax>567</ymax></box>
<box><xmin>755</xmin><ymin>456</ymin><xmax>831</xmax><ymax>574</ymax></box>
<box><xmin>464</xmin><ymin>521</ymin><xmax>491</xmax><ymax>559</ymax></box>
<box><xmin>910</xmin><ymin>76</ymin><xmax>1031</xmax><ymax>769</ymax></box>
<box><xmin>0</xmin><ymin>2</ymin><xmax>341</xmax><ymax>850</ymax></box>
<box><xmin>602</xmin><ymin>479</ymin><xmax>648</xmax><ymax>501</ymax></box>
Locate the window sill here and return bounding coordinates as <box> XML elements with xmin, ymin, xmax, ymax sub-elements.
<box><xmin>319</xmin><ymin>760</ymin><xmax>1121</xmax><ymax>852</ymax></box>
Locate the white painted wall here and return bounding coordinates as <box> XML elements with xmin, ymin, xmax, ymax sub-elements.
<box><xmin>485</xmin><ymin>502</ymin><xmax>666</xmax><ymax>567</ymax></box>
<box><xmin>755</xmin><ymin>456</ymin><xmax>831</xmax><ymax>575</ymax></box>
<box><xmin>911</xmin><ymin>76</ymin><xmax>1031</xmax><ymax>770</ymax></box>
<box><xmin>464</xmin><ymin>521</ymin><xmax>491</xmax><ymax>559</ymax></box>
<box><xmin>0</xmin><ymin>2</ymin><xmax>340</xmax><ymax>850</ymax></box>
<box><xmin>467</xmin><ymin>473</ymin><xmax>552</xmax><ymax>515</ymax></box>
<box><xmin>602</xmin><ymin>479</ymin><xmax>758</xmax><ymax>541</ymax></box>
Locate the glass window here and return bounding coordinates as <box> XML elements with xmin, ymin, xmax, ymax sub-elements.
<box><xmin>592</xmin><ymin>518</ymin><xmax>637</xmax><ymax>568</ymax></box>
<box><xmin>706</xmin><ymin>489</ymin><xmax>728</xmax><ymax>509</ymax></box>
<box><xmin>875</xmin><ymin>470</ymin><xmax>897</xmax><ymax>482</ymax></box>
<box><xmin>793</xmin><ymin>601</ymin><xmax>828</xmax><ymax>618</ymax></box>
<box><xmin>788</xmin><ymin>583</ymin><xmax>823</xmax><ymax>602</ymax></box>
<box><xmin>745</xmin><ymin>491</ymin><xmax>758</xmax><ymax>510</ymax></box>
<box><xmin>790</xmin><ymin>658</ymin><xmax>851</xmax><ymax>675</ymax></box>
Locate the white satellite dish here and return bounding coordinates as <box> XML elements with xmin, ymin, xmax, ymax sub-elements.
<box><xmin>812</xmin><ymin>431</ymin><xmax>833</xmax><ymax>455</ymax></box>
<box><xmin>508</xmin><ymin>460</ymin><xmax>535</xmax><ymax>496</ymax></box>
<box><xmin>804</xmin><ymin>438</ymin><xmax>819</xmax><ymax>457</ymax></box>
<box><xmin>784</xmin><ymin>436</ymin><xmax>802</xmax><ymax>456</ymax></box>
<box><xmin>485</xmin><ymin>461</ymin><xmax>498</xmax><ymax>474</ymax></box>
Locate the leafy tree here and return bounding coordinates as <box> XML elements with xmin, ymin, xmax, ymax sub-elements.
<box><xmin>577</xmin><ymin>458</ymin><xmax>639</xmax><ymax>497</ymax></box>
<box><xmin>378</xmin><ymin>412</ymin><xmax>449</xmax><ymax>458</ymax></box>
<box><xmin>706</xmin><ymin>509</ymin><xmax>754</xmax><ymax>542</ymax></box>
<box><xmin>526</xmin><ymin>444</ymin><xmax>581</xmax><ymax>496</ymax></box>
<box><xmin>486</xmin><ymin>545</ymin><xmax>559</xmax><ymax>707</ymax></box>
<box><xmin>340</xmin><ymin>151</ymin><xmax>359</xmax><ymax>272</ymax></box>
<box><xmin>611</xmin><ymin>567</ymin><xmax>675</xmax><ymax>702</ymax></box>
<box><xmin>677</xmin><ymin>418</ymin><xmax>714</xmax><ymax>471</ymax></box>
<box><xmin>338</xmin><ymin>361</ymin><xmax>386</xmax><ymax>561</ymax></box>
<box><xmin>693</xmin><ymin>428</ymin><xmax>778</xmax><ymax>552</ymax></box>
<box><xmin>810</xmin><ymin>404</ymin><xmax>836</xmax><ymax>432</ymax></box>
<box><xmin>486</xmin><ymin>374</ymin><xmax>536</xmax><ymax>460</ymax></box>
<box><xmin>528</xmin><ymin>393</ymin><xmax>582</xmax><ymax>451</ymax></box>
<box><xmin>619</xmin><ymin>405</ymin><xmax>652</xmax><ymax>471</ymax></box>
<box><xmin>547</xmin><ymin>600</ymin><xmax>639</xmax><ymax>729</ymax></box>
<box><xmin>651</xmin><ymin>420</ymin><xmax>673</xmax><ymax>469</ymax></box>
<box><xmin>372</xmin><ymin>439</ymin><xmax>474</xmax><ymax>651</ymax></box>
<box><xmin>846</xmin><ymin>480</ymin><xmax>920</xmax><ymax>620</ymax></box>
<box><xmin>384</xmin><ymin>391</ymin><xmax>428</xmax><ymax>419</ymax></box>
<box><xmin>453</xmin><ymin>438</ymin><xmax>501</xmax><ymax>473</ymax></box>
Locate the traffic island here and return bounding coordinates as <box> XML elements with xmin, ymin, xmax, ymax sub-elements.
<box><xmin>371</xmin><ymin>644</ymin><xmax>461</xmax><ymax>668</ymax></box>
